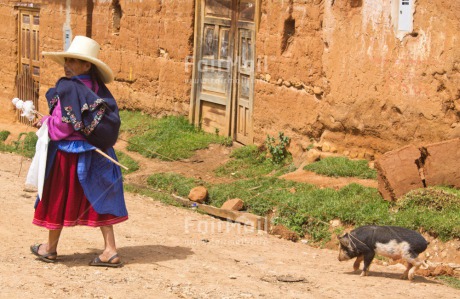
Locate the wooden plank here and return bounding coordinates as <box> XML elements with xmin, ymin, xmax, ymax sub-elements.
<box><xmin>198</xmin><ymin>204</ymin><xmax>266</xmax><ymax>230</ymax></box>
<box><xmin>171</xmin><ymin>194</ymin><xmax>266</xmax><ymax>230</ymax></box>
<box><xmin>200</xmin><ymin>101</ymin><xmax>226</xmax><ymax>134</ymax></box>
<box><xmin>200</xmin><ymin>93</ymin><xmax>227</xmax><ymax>105</ymax></box>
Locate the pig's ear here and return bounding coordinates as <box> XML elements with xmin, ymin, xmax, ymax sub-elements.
<box><xmin>339</xmin><ymin>234</ymin><xmax>350</xmax><ymax>247</ymax></box>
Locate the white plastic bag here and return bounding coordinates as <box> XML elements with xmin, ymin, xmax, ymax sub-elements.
<box><xmin>26</xmin><ymin>119</ymin><xmax>50</xmax><ymax>200</ymax></box>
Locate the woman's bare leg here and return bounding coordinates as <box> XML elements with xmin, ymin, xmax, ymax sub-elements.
<box><xmin>37</xmin><ymin>229</ymin><xmax>62</xmax><ymax>256</ymax></box>
<box><xmin>99</xmin><ymin>225</ymin><xmax>120</xmax><ymax>263</ymax></box>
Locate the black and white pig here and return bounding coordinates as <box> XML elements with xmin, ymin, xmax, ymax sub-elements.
<box><xmin>338</xmin><ymin>225</ymin><xmax>429</xmax><ymax>280</ymax></box>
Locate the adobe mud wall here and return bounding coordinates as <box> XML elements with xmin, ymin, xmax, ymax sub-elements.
<box><xmin>255</xmin><ymin>0</ymin><xmax>460</xmax><ymax>159</ymax></box>
<box><xmin>1</xmin><ymin>0</ymin><xmax>459</xmax><ymax>160</ymax></box>
<box><xmin>91</xmin><ymin>0</ymin><xmax>194</xmax><ymax>117</ymax></box>
<box><xmin>2</xmin><ymin>0</ymin><xmax>193</xmax><ymax>124</ymax></box>
<box><xmin>0</xmin><ymin>1</ymin><xmax>21</xmax><ymax>123</ymax></box>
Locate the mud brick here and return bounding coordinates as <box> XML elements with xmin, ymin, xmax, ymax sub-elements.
<box><xmin>424</xmin><ymin>139</ymin><xmax>460</xmax><ymax>188</ymax></box>
<box><xmin>375</xmin><ymin>145</ymin><xmax>423</xmax><ymax>201</ymax></box>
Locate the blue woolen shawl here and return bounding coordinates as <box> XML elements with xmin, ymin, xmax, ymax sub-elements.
<box><xmin>34</xmin><ymin>76</ymin><xmax>127</xmax><ymax>217</ymax></box>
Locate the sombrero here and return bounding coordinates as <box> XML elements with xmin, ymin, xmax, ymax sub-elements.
<box><xmin>42</xmin><ymin>35</ymin><xmax>114</xmax><ymax>84</ymax></box>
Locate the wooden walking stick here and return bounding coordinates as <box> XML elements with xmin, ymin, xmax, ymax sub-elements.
<box><xmin>94</xmin><ymin>148</ymin><xmax>129</xmax><ymax>170</ymax></box>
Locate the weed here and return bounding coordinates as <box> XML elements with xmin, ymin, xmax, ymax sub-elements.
<box><xmin>265</xmin><ymin>132</ymin><xmax>290</xmax><ymax>164</ymax></box>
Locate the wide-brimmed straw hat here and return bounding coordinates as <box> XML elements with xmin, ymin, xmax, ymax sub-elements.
<box><xmin>42</xmin><ymin>35</ymin><xmax>114</xmax><ymax>83</ymax></box>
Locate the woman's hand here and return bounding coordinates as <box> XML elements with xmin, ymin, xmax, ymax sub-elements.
<box><xmin>32</xmin><ymin>119</ymin><xmax>42</xmax><ymax>128</ymax></box>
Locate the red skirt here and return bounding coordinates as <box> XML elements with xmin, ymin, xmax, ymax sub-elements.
<box><xmin>33</xmin><ymin>151</ymin><xmax>128</xmax><ymax>230</ymax></box>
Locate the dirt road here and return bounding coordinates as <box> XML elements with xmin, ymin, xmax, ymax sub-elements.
<box><xmin>1</xmin><ymin>151</ymin><xmax>459</xmax><ymax>299</ymax></box>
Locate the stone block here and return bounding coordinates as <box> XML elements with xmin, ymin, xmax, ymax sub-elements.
<box><xmin>221</xmin><ymin>198</ymin><xmax>244</xmax><ymax>211</ymax></box>
<box><xmin>188</xmin><ymin>186</ymin><xmax>208</xmax><ymax>203</ymax></box>
<box><xmin>375</xmin><ymin>145</ymin><xmax>423</xmax><ymax>201</ymax></box>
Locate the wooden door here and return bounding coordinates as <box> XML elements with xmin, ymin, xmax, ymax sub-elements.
<box><xmin>18</xmin><ymin>8</ymin><xmax>40</xmax><ymax>77</ymax></box>
<box><xmin>16</xmin><ymin>7</ymin><xmax>40</xmax><ymax>123</ymax></box>
<box><xmin>233</xmin><ymin>0</ymin><xmax>256</xmax><ymax>144</ymax></box>
<box><xmin>191</xmin><ymin>0</ymin><xmax>257</xmax><ymax>144</ymax></box>
<box><xmin>192</xmin><ymin>0</ymin><xmax>234</xmax><ymax>136</ymax></box>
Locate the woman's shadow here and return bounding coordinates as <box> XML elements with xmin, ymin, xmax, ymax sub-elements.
<box><xmin>57</xmin><ymin>245</ymin><xmax>194</xmax><ymax>267</ymax></box>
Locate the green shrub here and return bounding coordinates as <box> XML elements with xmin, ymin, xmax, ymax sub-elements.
<box><xmin>265</xmin><ymin>132</ymin><xmax>290</xmax><ymax>164</ymax></box>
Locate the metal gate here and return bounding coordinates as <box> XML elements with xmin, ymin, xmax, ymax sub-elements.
<box><xmin>15</xmin><ymin>69</ymin><xmax>39</xmax><ymax>123</ymax></box>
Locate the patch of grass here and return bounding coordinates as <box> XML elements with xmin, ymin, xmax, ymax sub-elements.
<box><xmin>398</xmin><ymin>187</ymin><xmax>460</xmax><ymax>211</ymax></box>
<box><xmin>143</xmin><ymin>171</ymin><xmax>460</xmax><ymax>242</ymax></box>
<box><xmin>0</xmin><ymin>130</ymin><xmax>14</xmax><ymax>153</ymax></box>
<box><xmin>275</xmin><ymin>183</ymin><xmax>390</xmax><ymax>242</ymax></box>
<box><xmin>393</xmin><ymin>188</ymin><xmax>460</xmax><ymax>241</ymax></box>
<box><xmin>115</xmin><ymin>150</ymin><xmax>140</xmax><ymax>175</ymax></box>
<box><xmin>119</xmin><ymin>110</ymin><xmax>156</xmax><ymax>134</ymax></box>
<box><xmin>147</xmin><ymin>172</ymin><xmax>204</xmax><ymax>198</ymax></box>
<box><xmin>0</xmin><ymin>131</ymin><xmax>10</xmax><ymax>142</ymax></box>
<box><xmin>4</xmin><ymin>132</ymin><xmax>37</xmax><ymax>158</ymax></box>
<box><xmin>207</xmin><ymin>177</ymin><xmax>304</xmax><ymax>215</ymax></box>
<box><xmin>215</xmin><ymin>145</ymin><xmax>293</xmax><ymax>179</ymax></box>
<box><xmin>124</xmin><ymin>184</ymin><xmax>183</xmax><ymax>207</ymax></box>
<box><xmin>120</xmin><ymin>111</ymin><xmax>232</xmax><ymax>161</ymax></box>
<box><xmin>304</xmin><ymin>156</ymin><xmax>377</xmax><ymax>179</ymax></box>
<box><xmin>436</xmin><ymin>276</ymin><xmax>460</xmax><ymax>290</ymax></box>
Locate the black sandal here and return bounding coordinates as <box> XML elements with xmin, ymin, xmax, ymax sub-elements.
<box><xmin>89</xmin><ymin>254</ymin><xmax>123</xmax><ymax>268</ymax></box>
<box><xmin>30</xmin><ymin>244</ymin><xmax>57</xmax><ymax>263</ymax></box>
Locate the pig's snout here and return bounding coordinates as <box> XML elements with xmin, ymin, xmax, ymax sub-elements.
<box><xmin>338</xmin><ymin>249</ymin><xmax>350</xmax><ymax>261</ymax></box>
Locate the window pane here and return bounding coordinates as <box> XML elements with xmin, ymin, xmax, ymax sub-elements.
<box><xmin>239</xmin><ymin>0</ymin><xmax>255</xmax><ymax>21</ymax></box>
<box><xmin>205</xmin><ymin>0</ymin><xmax>231</xmax><ymax>18</ymax></box>
<box><xmin>203</xmin><ymin>25</ymin><xmax>216</xmax><ymax>59</ymax></box>
<box><xmin>219</xmin><ymin>29</ymin><xmax>229</xmax><ymax>60</ymax></box>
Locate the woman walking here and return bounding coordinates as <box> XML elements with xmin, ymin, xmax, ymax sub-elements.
<box><xmin>30</xmin><ymin>36</ymin><xmax>128</xmax><ymax>267</ymax></box>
